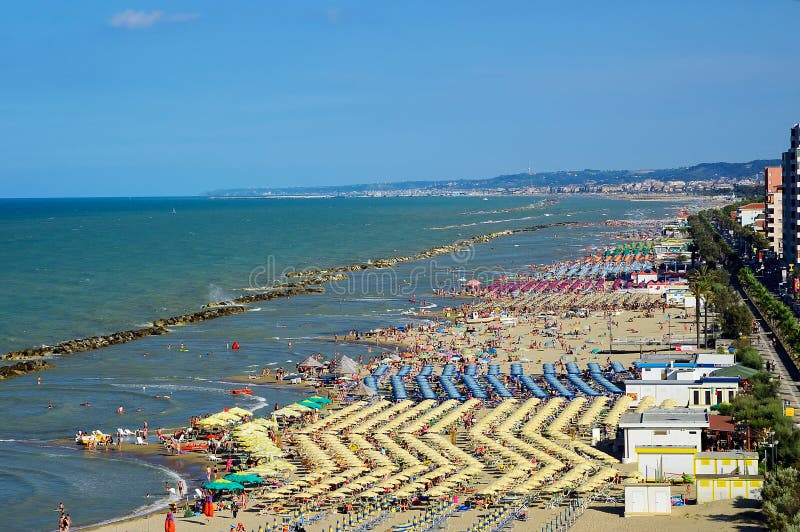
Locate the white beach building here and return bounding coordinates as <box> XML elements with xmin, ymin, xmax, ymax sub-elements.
<box><xmin>618</xmin><ymin>408</ymin><xmax>709</xmax><ymax>465</ymax></box>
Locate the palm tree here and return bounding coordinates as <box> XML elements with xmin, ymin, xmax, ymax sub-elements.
<box><xmin>689</xmin><ymin>265</ymin><xmax>713</xmax><ymax>347</ymax></box>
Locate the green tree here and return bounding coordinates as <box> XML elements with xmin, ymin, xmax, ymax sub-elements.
<box><xmin>689</xmin><ymin>265</ymin><xmax>716</xmax><ymax>346</ymax></box>
<box><xmin>762</xmin><ymin>467</ymin><xmax>800</xmax><ymax>531</ymax></box>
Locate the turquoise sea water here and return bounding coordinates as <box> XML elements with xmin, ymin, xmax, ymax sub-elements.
<box><xmin>0</xmin><ymin>196</ymin><xmax>680</xmax><ymax>530</ymax></box>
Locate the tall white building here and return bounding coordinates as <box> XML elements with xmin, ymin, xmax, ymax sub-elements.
<box><xmin>782</xmin><ymin>124</ymin><xmax>800</xmax><ymax>264</ymax></box>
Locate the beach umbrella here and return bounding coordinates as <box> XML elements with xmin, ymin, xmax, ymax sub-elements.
<box><xmin>297</xmin><ymin>400</ymin><xmax>323</xmax><ymax>410</ymax></box>
<box><xmin>228</xmin><ymin>407</ymin><xmax>253</xmax><ymax>417</ymax></box>
<box><xmin>224</xmin><ymin>473</ymin><xmax>264</xmax><ymax>485</ymax></box>
<box><xmin>202</xmin><ymin>479</ymin><xmax>245</xmax><ymax>491</ymax></box>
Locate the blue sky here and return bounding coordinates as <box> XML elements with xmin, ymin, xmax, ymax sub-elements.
<box><xmin>2</xmin><ymin>1</ymin><xmax>800</xmax><ymax>197</ymax></box>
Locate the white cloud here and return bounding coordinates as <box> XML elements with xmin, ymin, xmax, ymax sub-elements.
<box><xmin>109</xmin><ymin>9</ymin><xmax>199</xmax><ymax>30</ymax></box>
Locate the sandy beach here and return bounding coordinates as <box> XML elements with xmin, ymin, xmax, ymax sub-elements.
<box><xmin>76</xmin><ymin>281</ymin><xmax>746</xmax><ymax>532</ymax></box>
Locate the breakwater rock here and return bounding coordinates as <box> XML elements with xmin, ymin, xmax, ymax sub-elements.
<box><xmin>153</xmin><ymin>305</ymin><xmax>246</xmax><ymax>327</ymax></box>
<box><xmin>233</xmin><ymin>285</ymin><xmax>325</xmax><ymax>303</ymax></box>
<box><xmin>2</xmin><ymin>325</ymin><xmax>171</xmax><ymax>361</ymax></box>
<box><xmin>1</xmin><ymin>285</ymin><xmax>329</xmax><ymax>370</ymax></box>
<box><xmin>285</xmin><ymin>221</ymin><xmax>579</xmax><ymax>278</ymax></box>
<box><xmin>0</xmin><ymin>359</ymin><xmax>54</xmax><ymax>380</ymax></box>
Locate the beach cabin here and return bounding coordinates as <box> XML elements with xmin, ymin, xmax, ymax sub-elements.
<box><xmin>696</xmin><ymin>475</ymin><xmax>763</xmax><ymax>504</ymax></box>
<box><xmin>619</xmin><ymin>408</ymin><xmax>708</xmax><ymax>464</ymax></box>
<box><xmin>624</xmin><ymin>484</ymin><xmax>672</xmax><ymax>517</ymax></box>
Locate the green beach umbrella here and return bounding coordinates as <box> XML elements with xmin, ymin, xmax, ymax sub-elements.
<box><xmin>307</xmin><ymin>395</ymin><xmax>332</xmax><ymax>405</ymax></box>
<box><xmin>202</xmin><ymin>478</ymin><xmax>245</xmax><ymax>491</ymax></box>
<box><xmin>224</xmin><ymin>473</ymin><xmax>264</xmax><ymax>485</ymax></box>
<box><xmin>297</xmin><ymin>400</ymin><xmax>323</xmax><ymax>409</ymax></box>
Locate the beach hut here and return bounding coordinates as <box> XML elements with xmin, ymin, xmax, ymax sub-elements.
<box><xmin>298</xmin><ymin>356</ymin><xmax>324</xmax><ymax>371</ymax></box>
<box><xmin>330</xmin><ymin>355</ymin><xmax>361</xmax><ymax>376</ymax></box>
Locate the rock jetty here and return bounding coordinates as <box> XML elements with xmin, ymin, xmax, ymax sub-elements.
<box><xmin>0</xmin><ymin>220</ymin><xmax>577</xmax><ymax>380</ymax></box>
<box><xmin>0</xmin><ymin>359</ymin><xmax>54</xmax><ymax>380</ymax></box>
<box><xmin>0</xmin><ymin>285</ymin><xmax>328</xmax><ymax>375</ymax></box>
<box><xmin>285</xmin><ymin>221</ymin><xmax>579</xmax><ymax>278</ymax></box>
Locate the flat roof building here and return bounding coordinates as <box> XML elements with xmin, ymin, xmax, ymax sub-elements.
<box><xmin>619</xmin><ymin>408</ymin><xmax>709</xmax><ymax>464</ymax></box>
<box><xmin>624</xmin><ymin>377</ymin><xmax>739</xmax><ymax>409</ymax></box>
<box><xmin>782</xmin><ymin>124</ymin><xmax>800</xmax><ymax>264</ymax></box>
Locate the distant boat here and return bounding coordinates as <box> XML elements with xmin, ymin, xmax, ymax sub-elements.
<box><xmin>482</xmin><ymin>197</ymin><xmax>489</xmax><ymax>201</ymax></box>
<box><xmin>171</xmin><ymin>208</ymin><xmax>177</xmax><ymax>214</ymax></box>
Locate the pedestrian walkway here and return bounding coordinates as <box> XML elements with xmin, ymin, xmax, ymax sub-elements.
<box><xmin>752</xmin><ymin>319</ymin><xmax>800</xmax><ymax>426</ymax></box>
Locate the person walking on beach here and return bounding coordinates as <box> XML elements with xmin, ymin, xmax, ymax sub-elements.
<box><xmin>177</xmin><ymin>479</ymin><xmax>185</xmax><ymax>498</ymax></box>
<box><xmin>206</xmin><ymin>466</ymin><xmax>212</xmax><ymax>482</ymax></box>
<box><xmin>164</xmin><ymin>510</ymin><xmax>176</xmax><ymax>532</ymax></box>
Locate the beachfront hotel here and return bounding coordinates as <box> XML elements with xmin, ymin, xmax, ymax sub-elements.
<box><xmin>781</xmin><ymin>124</ymin><xmax>800</xmax><ymax>264</ymax></box>
<box><xmin>765</xmin><ymin>166</ymin><xmax>783</xmax><ymax>254</ymax></box>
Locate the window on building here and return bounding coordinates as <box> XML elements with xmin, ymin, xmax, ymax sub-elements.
<box><xmin>693</xmin><ymin>390</ymin><xmax>700</xmax><ymax>405</ymax></box>
<box><xmin>704</xmin><ymin>390</ymin><xmax>712</xmax><ymax>404</ymax></box>
<box><xmin>653</xmin><ymin>430</ymin><xmax>667</xmax><ymax>436</ymax></box>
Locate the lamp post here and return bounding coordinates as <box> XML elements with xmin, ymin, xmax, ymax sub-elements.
<box><xmin>666</xmin><ymin>313</ymin><xmax>672</xmax><ymax>351</ymax></box>
<box><xmin>771</xmin><ymin>430</ymin><xmax>780</xmax><ymax>474</ymax></box>
<box><xmin>762</xmin><ymin>430</ymin><xmax>780</xmax><ymax>475</ymax></box>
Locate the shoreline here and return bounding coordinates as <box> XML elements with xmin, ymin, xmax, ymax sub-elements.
<box><xmin>0</xmin><ymin>220</ymin><xmax>583</xmax><ymax>374</ymax></box>
<box><xmin>69</xmin><ymin>209</ymin><xmax>720</xmax><ymax>532</ymax></box>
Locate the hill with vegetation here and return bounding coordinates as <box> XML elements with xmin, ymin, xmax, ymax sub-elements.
<box><xmin>206</xmin><ymin>159</ymin><xmax>779</xmax><ymax>197</ymax></box>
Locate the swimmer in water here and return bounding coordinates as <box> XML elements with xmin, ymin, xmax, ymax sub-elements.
<box><xmin>47</xmin><ymin>402</ymin><xmax>53</xmax><ymax>409</ymax></box>
<box><xmin>81</xmin><ymin>402</ymin><xmax>92</xmax><ymax>407</ymax></box>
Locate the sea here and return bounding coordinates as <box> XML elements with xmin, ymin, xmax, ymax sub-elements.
<box><xmin>0</xmin><ymin>195</ymin><xmax>684</xmax><ymax>530</ymax></box>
